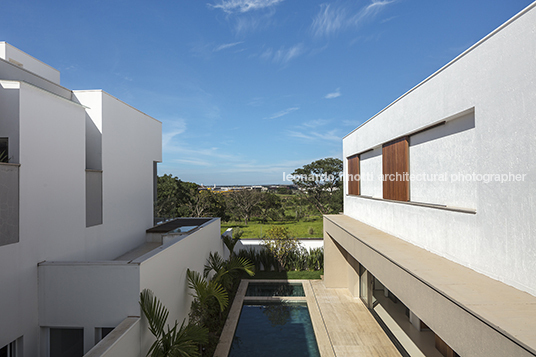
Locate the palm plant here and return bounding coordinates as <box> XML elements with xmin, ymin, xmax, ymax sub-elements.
<box><xmin>222</xmin><ymin>234</ymin><xmax>240</xmax><ymax>259</ymax></box>
<box><xmin>203</xmin><ymin>252</ymin><xmax>255</xmax><ymax>291</ymax></box>
<box><xmin>186</xmin><ymin>268</ymin><xmax>229</xmax><ymax>312</ymax></box>
<box><xmin>258</xmin><ymin>248</ymin><xmax>274</xmax><ymax>271</ymax></box>
<box><xmin>238</xmin><ymin>248</ymin><xmax>260</xmax><ymax>272</ymax></box>
<box><xmin>139</xmin><ymin>289</ymin><xmax>208</xmax><ymax>357</ymax></box>
<box><xmin>286</xmin><ymin>247</ymin><xmax>307</xmax><ymax>271</ymax></box>
<box><xmin>186</xmin><ymin>252</ymin><xmax>255</xmax><ymax>356</ymax></box>
<box><xmin>308</xmin><ymin>247</ymin><xmax>324</xmax><ymax>270</ymax></box>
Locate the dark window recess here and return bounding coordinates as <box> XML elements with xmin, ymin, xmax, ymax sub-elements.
<box><xmin>347</xmin><ymin>154</ymin><xmax>360</xmax><ymax>195</ymax></box>
<box><xmin>50</xmin><ymin>328</ymin><xmax>84</xmax><ymax>357</ymax></box>
<box><xmin>0</xmin><ymin>138</ymin><xmax>8</xmax><ymax>163</ymax></box>
<box><xmin>101</xmin><ymin>327</ymin><xmax>114</xmax><ymax>339</ymax></box>
<box><xmin>0</xmin><ymin>344</ymin><xmax>10</xmax><ymax>357</ymax></box>
<box><xmin>382</xmin><ymin>137</ymin><xmax>409</xmax><ymax>201</ymax></box>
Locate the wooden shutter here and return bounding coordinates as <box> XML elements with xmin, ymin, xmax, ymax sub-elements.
<box><xmin>347</xmin><ymin>154</ymin><xmax>360</xmax><ymax>195</ymax></box>
<box><xmin>382</xmin><ymin>137</ymin><xmax>409</xmax><ymax>201</ymax></box>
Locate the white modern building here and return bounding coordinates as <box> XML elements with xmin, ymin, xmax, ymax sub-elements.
<box><xmin>325</xmin><ymin>2</ymin><xmax>536</xmax><ymax>357</ymax></box>
<box><xmin>0</xmin><ymin>43</ymin><xmax>223</xmax><ymax>356</ymax></box>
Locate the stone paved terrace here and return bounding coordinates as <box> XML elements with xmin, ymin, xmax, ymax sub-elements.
<box><xmin>309</xmin><ymin>280</ymin><xmax>401</xmax><ymax>357</ymax></box>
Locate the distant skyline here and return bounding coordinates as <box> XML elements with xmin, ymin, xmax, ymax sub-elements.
<box><xmin>1</xmin><ymin>0</ymin><xmax>533</xmax><ymax>184</ymax></box>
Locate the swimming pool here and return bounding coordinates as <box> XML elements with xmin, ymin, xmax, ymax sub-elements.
<box><xmin>229</xmin><ymin>301</ymin><xmax>320</xmax><ymax>357</ymax></box>
<box><xmin>246</xmin><ymin>282</ymin><xmax>305</xmax><ymax>297</ymax></box>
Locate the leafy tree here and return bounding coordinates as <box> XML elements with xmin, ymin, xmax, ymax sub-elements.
<box><xmin>226</xmin><ymin>189</ymin><xmax>262</xmax><ymax>225</ymax></box>
<box><xmin>258</xmin><ymin>192</ymin><xmax>283</xmax><ymax>222</ymax></box>
<box><xmin>155</xmin><ymin>176</ymin><xmax>227</xmax><ymax>219</ymax></box>
<box><xmin>188</xmin><ymin>190</ymin><xmax>216</xmax><ymax>217</ymax></box>
<box><xmin>291</xmin><ymin>158</ymin><xmax>343</xmax><ymax>214</ymax></box>
<box><xmin>262</xmin><ymin>226</ymin><xmax>300</xmax><ymax>272</ymax></box>
<box><xmin>177</xmin><ymin>181</ymin><xmax>199</xmax><ymax>217</ymax></box>
<box><xmin>155</xmin><ymin>174</ymin><xmax>181</xmax><ymax>218</ymax></box>
<box><xmin>139</xmin><ymin>289</ymin><xmax>208</xmax><ymax>357</ymax></box>
<box><xmin>231</xmin><ymin>227</ymin><xmax>244</xmax><ymax>239</ymax></box>
<box><xmin>155</xmin><ymin>175</ymin><xmax>197</xmax><ymax>218</ymax></box>
<box><xmin>276</xmin><ymin>186</ymin><xmax>293</xmax><ymax>195</ymax></box>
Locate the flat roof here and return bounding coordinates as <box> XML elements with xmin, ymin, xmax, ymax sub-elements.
<box><xmin>146</xmin><ymin>217</ymin><xmax>213</xmax><ymax>233</ymax></box>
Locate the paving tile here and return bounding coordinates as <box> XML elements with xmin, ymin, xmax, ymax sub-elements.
<box><xmin>310</xmin><ymin>280</ymin><xmax>401</xmax><ymax>357</ymax></box>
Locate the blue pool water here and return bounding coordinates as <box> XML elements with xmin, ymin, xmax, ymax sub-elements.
<box><xmin>246</xmin><ymin>282</ymin><xmax>305</xmax><ymax>297</ymax></box>
<box><xmin>229</xmin><ymin>301</ymin><xmax>320</xmax><ymax>357</ymax></box>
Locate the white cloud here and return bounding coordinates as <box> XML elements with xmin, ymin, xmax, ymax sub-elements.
<box><xmin>266</xmin><ymin>107</ymin><xmax>299</xmax><ymax>119</ymax></box>
<box><xmin>311</xmin><ymin>0</ymin><xmax>396</xmax><ymax>37</ymax></box>
<box><xmin>209</xmin><ymin>0</ymin><xmax>284</xmax><ymax>14</ymax></box>
<box><xmin>302</xmin><ymin>119</ymin><xmax>331</xmax><ymax>128</ymax></box>
<box><xmin>311</xmin><ymin>4</ymin><xmax>345</xmax><ymax>38</ymax></box>
<box><xmin>171</xmin><ymin>158</ymin><xmax>213</xmax><ymax>166</ymax></box>
<box><xmin>325</xmin><ymin>88</ymin><xmax>341</xmax><ymax>99</ymax></box>
<box><xmin>273</xmin><ymin>43</ymin><xmax>304</xmax><ymax>64</ymax></box>
<box><xmin>162</xmin><ymin>119</ymin><xmax>187</xmax><ymax>149</ymax></box>
<box><xmin>286</xmin><ymin>128</ymin><xmax>341</xmax><ymax>142</ymax></box>
<box><xmin>247</xmin><ymin>97</ymin><xmax>264</xmax><ymax>106</ymax></box>
<box><xmin>259</xmin><ymin>48</ymin><xmax>273</xmax><ymax>60</ymax></box>
<box><xmin>164</xmin><ymin>140</ymin><xmax>244</xmax><ymax>165</ymax></box>
<box><xmin>213</xmin><ymin>41</ymin><xmax>244</xmax><ymax>52</ymax></box>
<box><xmin>381</xmin><ymin>15</ymin><xmax>398</xmax><ymax>24</ymax></box>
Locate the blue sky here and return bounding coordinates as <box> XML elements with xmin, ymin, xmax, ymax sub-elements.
<box><xmin>1</xmin><ymin>0</ymin><xmax>533</xmax><ymax>185</ymax></box>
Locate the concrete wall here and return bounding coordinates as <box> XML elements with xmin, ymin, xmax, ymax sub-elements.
<box><xmin>0</xmin><ymin>47</ymin><xmax>162</xmax><ymax>354</ymax></box>
<box><xmin>74</xmin><ymin>90</ymin><xmax>162</xmax><ymax>262</ymax></box>
<box><xmin>0</xmin><ymin>58</ymin><xmax>70</xmax><ymax>99</ymax></box>
<box><xmin>235</xmin><ymin>238</ymin><xmax>324</xmax><ymax>254</ymax></box>
<box><xmin>343</xmin><ymin>2</ymin><xmax>536</xmax><ymax>296</ymax></box>
<box><xmin>0</xmin><ymin>42</ymin><xmax>60</xmax><ymax>84</ymax></box>
<box><xmin>37</xmin><ymin>219</ymin><xmax>222</xmax><ymax>356</ymax></box>
<box><xmin>38</xmin><ymin>263</ymin><xmax>140</xmax><ymax>354</ymax></box>
<box><xmin>409</xmin><ymin>111</ymin><xmax>476</xmax><ymax>208</ymax></box>
<box><xmin>359</xmin><ymin>147</ymin><xmax>382</xmax><ymax>198</ymax></box>
<box><xmin>84</xmin><ymin>318</ymin><xmax>141</xmax><ymax>357</ymax></box>
<box><xmin>138</xmin><ymin>219</ymin><xmax>223</xmax><ymax>354</ymax></box>
<box><xmin>0</xmin><ymin>82</ymin><xmax>87</xmax><ymax>354</ymax></box>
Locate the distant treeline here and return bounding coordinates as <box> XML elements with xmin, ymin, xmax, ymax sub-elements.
<box><xmin>155</xmin><ymin>158</ymin><xmax>343</xmax><ymax>223</ymax></box>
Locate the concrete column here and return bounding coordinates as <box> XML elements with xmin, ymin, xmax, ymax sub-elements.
<box><xmin>359</xmin><ymin>269</ymin><xmax>374</xmax><ymax>309</ymax></box>
<box><xmin>409</xmin><ymin>310</ymin><xmax>422</xmax><ymax>331</ymax></box>
<box><xmin>324</xmin><ymin>229</ymin><xmax>348</xmax><ymax>288</ymax></box>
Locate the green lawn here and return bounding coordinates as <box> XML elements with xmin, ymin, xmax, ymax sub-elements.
<box><xmin>250</xmin><ymin>270</ymin><xmax>323</xmax><ymax>280</ymax></box>
<box><xmin>221</xmin><ymin>217</ymin><xmax>323</xmax><ymax>238</ymax></box>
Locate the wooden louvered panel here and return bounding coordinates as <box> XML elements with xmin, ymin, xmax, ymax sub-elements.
<box><xmin>347</xmin><ymin>154</ymin><xmax>360</xmax><ymax>195</ymax></box>
<box><xmin>382</xmin><ymin>137</ymin><xmax>409</xmax><ymax>201</ymax></box>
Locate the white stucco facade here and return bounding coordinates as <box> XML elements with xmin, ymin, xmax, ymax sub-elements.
<box><xmin>323</xmin><ymin>3</ymin><xmax>536</xmax><ymax>356</ymax></box>
<box><xmin>342</xmin><ymin>2</ymin><xmax>536</xmax><ymax>297</ymax></box>
<box><xmin>0</xmin><ymin>44</ymin><xmax>223</xmax><ymax>356</ymax></box>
